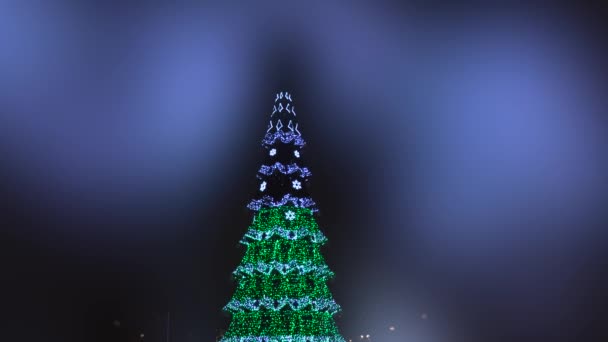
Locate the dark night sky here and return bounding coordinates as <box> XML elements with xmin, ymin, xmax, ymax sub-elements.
<box><xmin>1</xmin><ymin>2</ymin><xmax>607</xmax><ymax>342</ymax></box>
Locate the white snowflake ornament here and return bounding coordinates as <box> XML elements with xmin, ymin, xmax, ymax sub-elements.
<box><xmin>259</xmin><ymin>181</ymin><xmax>267</xmax><ymax>192</ymax></box>
<box><xmin>285</xmin><ymin>210</ymin><xmax>296</xmax><ymax>221</ymax></box>
<box><xmin>294</xmin><ymin>150</ymin><xmax>300</xmax><ymax>158</ymax></box>
<box><xmin>269</xmin><ymin>148</ymin><xmax>276</xmax><ymax>156</ymax></box>
<box><xmin>292</xmin><ymin>180</ymin><xmax>302</xmax><ymax>190</ymax></box>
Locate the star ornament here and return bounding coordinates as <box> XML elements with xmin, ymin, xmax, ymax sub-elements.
<box><xmin>292</xmin><ymin>180</ymin><xmax>302</xmax><ymax>190</ymax></box>
<box><xmin>259</xmin><ymin>181</ymin><xmax>267</xmax><ymax>192</ymax></box>
<box><xmin>285</xmin><ymin>210</ymin><xmax>296</xmax><ymax>221</ymax></box>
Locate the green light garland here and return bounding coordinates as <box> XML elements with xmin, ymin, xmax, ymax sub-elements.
<box><xmin>222</xmin><ymin>206</ymin><xmax>344</xmax><ymax>342</ymax></box>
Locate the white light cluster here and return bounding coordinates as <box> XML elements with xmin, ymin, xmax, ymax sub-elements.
<box><xmin>262</xmin><ymin>131</ymin><xmax>306</xmax><ymax>147</ymax></box>
<box><xmin>224</xmin><ymin>296</ymin><xmax>341</xmax><ymax>314</ymax></box>
<box><xmin>294</xmin><ymin>150</ymin><xmax>300</xmax><ymax>158</ymax></box>
<box><xmin>258</xmin><ymin>162</ymin><xmax>311</xmax><ymax>177</ymax></box>
<box><xmin>232</xmin><ymin>261</ymin><xmax>334</xmax><ymax>277</ymax></box>
<box><xmin>259</xmin><ymin>181</ymin><xmax>267</xmax><ymax>192</ymax></box>
<box><xmin>221</xmin><ymin>336</ymin><xmax>345</xmax><ymax>342</ymax></box>
<box><xmin>240</xmin><ymin>227</ymin><xmax>327</xmax><ymax>245</ymax></box>
<box><xmin>247</xmin><ymin>194</ymin><xmax>317</xmax><ymax>212</ymax></box>
<box><xmin>292</xmin><ymin>180</ymin><xmax>302</xmax><ymax>190</ymax></box>
<box><xmin>269</xmin><ymin>148</ymin><xmax>277</xmax><ymax>156</ymax></box>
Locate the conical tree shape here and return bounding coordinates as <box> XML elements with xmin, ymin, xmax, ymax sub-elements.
<box><xmin>221</xmin><ymin>92</ymin><xmax>345</xmax><ymax>342</ymax></box>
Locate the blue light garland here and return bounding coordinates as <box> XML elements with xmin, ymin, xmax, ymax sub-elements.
<box><xmin>247</xmin><ymin>194</ymin><xmax>317</xmax><ymax>212</ymax></box>
<box><xmin>262</xmin><ymin>131</ymin><xmax>306</xmax><ymax>147</ymax></box>
<box><xmin>258</xmin><ymin>162</ymin><xmax>311</xmax><ymax>178</ymax></box>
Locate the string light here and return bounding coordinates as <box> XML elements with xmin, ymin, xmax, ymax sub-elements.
<box><xmin>269</xmin><ymin>149</ymin><xmax>277</xmax><ymax>156</ymax></box>
<box><xmin>292</xmin><ymin>180</ymin><xmax>302</xmax><ymax>190</ymax></box>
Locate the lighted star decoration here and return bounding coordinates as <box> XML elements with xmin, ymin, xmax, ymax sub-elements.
<box><xmin>259</xmin><ymin>181</ymin><xmax>267</xmax><ymax>192</ymax></box>
<box><xmin>285</xmin><ymin>210</ymin><xmax>296</xmax><ymax>221</ymax></box>
<box><xmin>292</xmin><ymin>180</ymin><xmax>302</xmax><ymax>190</ymax></box>
<box><xmin>269</xmin><ymin>148</ymin><xmax>277</xmax><ymax>156</ymax></box>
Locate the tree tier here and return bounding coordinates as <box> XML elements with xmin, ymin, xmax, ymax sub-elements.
<box><xmin>224</xmin><ymin>311</ymin><xmax>341</xmax><ymax>338</ymax></box>
<box><xmin>251</xmin><ymin>207</ymin><xmax>318</xmax><ymax>230</ymax></box>
<box><xmin>222</xmin><ymin>336</ymin><xmax>345</xmax><ymax>342</ymax></box>
<box><xmin>232</xmin><ymin>273</ymin><xmax>333</xmax><ymax>301</ymax></box>
<box><xmin>241</xmin><ymin>239</ymin><xmax>325</xmax><ymax>265</ymax></box>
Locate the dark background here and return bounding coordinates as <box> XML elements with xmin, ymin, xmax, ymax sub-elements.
<box><xmin>1</xmin><ymin>2</ymin><xmax>607</xmax><ymax>342</ymax></box>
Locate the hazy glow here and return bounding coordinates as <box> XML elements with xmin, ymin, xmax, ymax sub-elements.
<box><xmin>1</xmin><ymin>3</ymin><xmax>604</xmax><ymax>341</ymax></box>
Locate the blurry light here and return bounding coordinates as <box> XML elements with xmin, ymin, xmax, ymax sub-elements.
<box><xmin>113</xmin><ymin>320</ymin><xmax>121</xmax><ymax>328</ymax></box>
<box><xmin>140</xmin><ymin>333</ymin><xmax>144</xmax><ymax>338</ymax></box>
<box><xmin>389</xmin><ymin>326</ymin><xmax>395</xmax><ymax>331</ymax></box>
<box><xmin>421</xmin><ymin>313</ymin><xmax>428</xmax><ymax>320</ymax></box>
<box><xmin>366</xmin><ymin>334</ymin><xmax>370</xmax><ymax>338</ymax></box>
<box><xmin>360</xmin><ymin>335</ymin><xmax>364</xmax><ymax>339</ymax></box>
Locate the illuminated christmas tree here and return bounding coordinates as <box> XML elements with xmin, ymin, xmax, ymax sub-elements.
<box><xmin>220</xmin><ymin>92</ymin><xmax>345</xmax><ymax>342</ymax></box>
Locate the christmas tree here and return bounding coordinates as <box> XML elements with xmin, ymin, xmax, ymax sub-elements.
<box><xmin>220</xmin><ymin>92</ymin><xmax>345</xmax><ymax>342</ymax></box>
